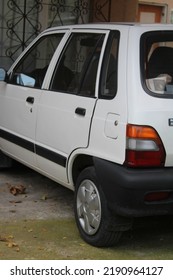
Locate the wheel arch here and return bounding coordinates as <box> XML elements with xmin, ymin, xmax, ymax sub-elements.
<box><xmin>71</xmin><ymin>154</ymin><xmax>94</xmax><ymax>187</ymax></box>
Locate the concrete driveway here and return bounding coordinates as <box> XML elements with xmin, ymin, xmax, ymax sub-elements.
<box><xmin>1</xmin><ymin>163</ymin><xmax>173</xmax><ymax>260</ymax></box>
<box><xmin>0</xmin><ymin>163</ymin><xmax>74</xmax><ymax>221</ymax></box>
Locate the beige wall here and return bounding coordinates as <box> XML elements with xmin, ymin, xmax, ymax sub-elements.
<box><xmin>139</xmin><ymin>0</ymin><xmax>173</xmax><ymax>23</ymax></box>
<box><xmin>91</xmin><ymin>0</ymin><xmax>173</xmax><ymax>23</ymax></box>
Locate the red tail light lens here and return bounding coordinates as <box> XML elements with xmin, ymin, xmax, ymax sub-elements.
<box><xmin>125</xmin><ymin>124</ymin><xmax>165</xmax><ymax>167</ymax></box>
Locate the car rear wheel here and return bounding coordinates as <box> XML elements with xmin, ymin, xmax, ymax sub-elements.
<box><xmin>74</xmin><ymin>166</ymin><xmax>123</xmax><ymax>247</ymax></box>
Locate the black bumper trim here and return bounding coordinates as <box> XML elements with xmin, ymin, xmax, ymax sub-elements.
<box><xmin>93</xmin><ymin>157</ymin><xmax>173</xmax><ymax>217</ymax></box>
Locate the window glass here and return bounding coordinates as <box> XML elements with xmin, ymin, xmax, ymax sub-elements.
<box><xmin>141</xmin><ymin>31</ymin><xmax>173</xmax><ymax>97</ymax></box>
<box><xmin>50</xmin><ymin>33</ymin><xmax>105</xmax><ymax>97</ymax></box>
<box><xmin>9</xmin><ymin>33</ymin><xmax>64</xmax><ymax>89</ymax></box>
<box><xmin>100</xmin><ymin>31</ymin><xmax>119</xmax><ymax>99</ymax></box>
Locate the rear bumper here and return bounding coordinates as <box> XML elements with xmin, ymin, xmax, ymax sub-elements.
<box><xmin>94</xmin><ymin>157</ymin><xmax>173</xmax><ymax>217</ymax></box>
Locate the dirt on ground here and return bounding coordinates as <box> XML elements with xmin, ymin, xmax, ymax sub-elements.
<box><xmin>0</xmin><ymin>163</ymin><xmax>74</xmax><ymax>221</ymax></box>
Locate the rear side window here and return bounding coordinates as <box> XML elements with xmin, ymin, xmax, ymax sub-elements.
<box><xmin>50</xmin><ymin>32</ymin><xmax>105</xmax><ymax>97</ymax></box>
<box><xmin>141</xmin><ymin>31</ymin><xmax>173</xmax><ymax>98</ymax></box>
<box><xmin>100</xmin><ymin>31</ymin><xmax>120</xmax><ymax>99</ymax></box>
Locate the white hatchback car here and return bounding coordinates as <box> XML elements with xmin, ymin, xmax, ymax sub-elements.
<box><xmin>1</xmin><ymin>23</ymin><xmax>173</xmax><ymax>247</ymax></box>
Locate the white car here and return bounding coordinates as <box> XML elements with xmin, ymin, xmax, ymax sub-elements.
<box><xmin>0</xmin><ymin>23</ymin><xmax>173</xmax><ymax>247</ymax></box>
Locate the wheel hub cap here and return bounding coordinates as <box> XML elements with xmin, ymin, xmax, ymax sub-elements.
<box><xmin>76</xmin><ymin>179</ymin><xmax>101</xmax><ymax>235</ymax></box>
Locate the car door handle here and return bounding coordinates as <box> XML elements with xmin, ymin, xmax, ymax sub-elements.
<box><xmin>26</xmin><ymin>96</ymin><xmax>34</xmax><ymax>104</ymax></box>
<box><xmin>75</xmin><ymin>107</ymin><xmax>86</xmax><ymax>116</ymax></box>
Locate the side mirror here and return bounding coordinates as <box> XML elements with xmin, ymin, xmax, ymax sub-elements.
<box><xmin>16</xmin><ymin>73</ymin><xmax>35</xmax><ymax>87</ymax></box>
<box><xmin>0</xmin><ymin>68</ymin><xmax>7</xmax><ymax>81</ymax></box>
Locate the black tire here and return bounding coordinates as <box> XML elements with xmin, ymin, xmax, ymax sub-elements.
<box><xmin>74</xmin><ymin>166</ymin><xmax>123</xmax><ymax>247</ymax></box>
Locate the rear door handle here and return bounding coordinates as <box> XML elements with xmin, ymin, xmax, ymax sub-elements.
<box><xmin>26</xmin><ymin>96</ymin><xmax>34</xmax><ymax>104</ymax></box>
<box><xmin>75</xmin><ymin>107</ymin><xmax>86</xmax><ymax>116</ymax></box>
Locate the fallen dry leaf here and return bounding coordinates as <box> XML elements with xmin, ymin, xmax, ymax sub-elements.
<box><xmin>1</xmin><ymin>235</ymin><xmax>20</xmax><ymax>251</ymax></box>
<box><xmin>7</xmin><ymin>242</ymin><xmax>20</xmax><ymax>252</ymax></box>
<box><xmin>7</xmin><ymin>235</ymin><xmax>14</xmax><ymax>239</ymax></box>
<box><xmin>0</xmin><ymin>234</ymin><xmax>14</xmax><ymax>242</ymax></box>
<box><xmin>0</xmin><ymin>236</ymin><xmax>9</xmax><ymax>242</ymax></box>
<box><xmin>8</xmin><ymin>184</ymin><xmax>26</xmax><ymax>196</ymax></box>
<box><xmin>7</xmin><ymin>242</ymin><xmax>18</xmax><ymax>248</ymax></box>
<box><xmin>9</xmin><ymin>200</ymin><xmax>22</xmax><ymax>204</ymax></box>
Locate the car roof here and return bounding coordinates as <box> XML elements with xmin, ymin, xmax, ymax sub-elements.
<box><xmin>42</xmin><ymin>22</ymin><xmax>173</xmax><ymax>34</ymax></box>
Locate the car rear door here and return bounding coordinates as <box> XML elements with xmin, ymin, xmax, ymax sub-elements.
<box><xmin>35</xmin><ymin>29</ymin><xmax>109</xmax><ymax>185</ymax></box>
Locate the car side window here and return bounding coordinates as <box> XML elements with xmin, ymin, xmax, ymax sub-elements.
<box><xmin>100</xmin><ymin>31</ymin><xmax>120</xmax><ymax>99</ymax></box>
<box><xmin>8</xmin><ymin>33</ymin><xmax>64</xmax><ymax>89</ymax></box>
<box><xmin>50</xmin><ymin>32</ymin><xmax>105</xmax><ymax>97</ymax></box>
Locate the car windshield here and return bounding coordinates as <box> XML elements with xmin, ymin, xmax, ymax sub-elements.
<box><xmin>141</xmin><ymin>31</ymin><xmax>173</xmax><ymax>98</ymax></box>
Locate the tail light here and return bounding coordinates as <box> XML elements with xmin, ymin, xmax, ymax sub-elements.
<box><xmin>124</xmin><ymin>124</ymin><xmax>166</xmax><ymax>168</ymax></box>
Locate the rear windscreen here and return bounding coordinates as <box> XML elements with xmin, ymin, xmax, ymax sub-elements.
<box><xmin>141</xmin><ymin>31</ymin><xmax>173</xmax><ymax>98</ymax></box>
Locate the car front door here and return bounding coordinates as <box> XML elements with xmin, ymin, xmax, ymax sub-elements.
<box><xmin>35</xmin><ymin>30</ymin><xmax>109</xmax><ymax>185</ymax></box>
<box><xmin>0</xmin><ymin>32</ymin><xmax>64</xmax><ymax>167</ymax></box>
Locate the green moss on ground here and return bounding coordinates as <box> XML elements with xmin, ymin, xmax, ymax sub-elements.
<box><xmin>1</xmin><ymin>218</ymin><xmax>173</xmax><ymax>260</ymax></box>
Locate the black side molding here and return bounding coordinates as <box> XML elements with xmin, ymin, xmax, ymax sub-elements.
<box><xmin>0</xmin><ymin>129</ymin><xmax>67</xmax><ymax>167</ymax></box>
